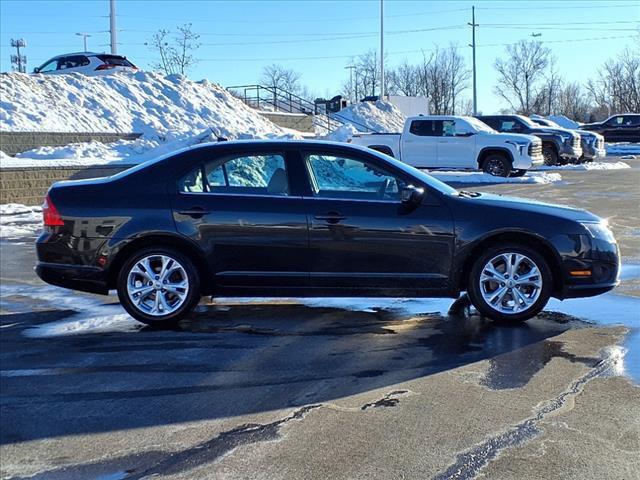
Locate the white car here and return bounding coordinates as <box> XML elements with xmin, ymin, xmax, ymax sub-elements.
<box><xmin>33</xmin><ymin>52</ymin><xmax>138</xmax><ymax>76</ymax></box>
<box><xmin>350</xmin><ymin>115</ymin><xmax>543</xmax><ymax>177</ymax></box>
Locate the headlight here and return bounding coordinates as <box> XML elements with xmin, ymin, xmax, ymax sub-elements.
<box><xmin>581</xmin><ymin>221</ymin><xmax>616</xmax><ymax>243</ymax></box>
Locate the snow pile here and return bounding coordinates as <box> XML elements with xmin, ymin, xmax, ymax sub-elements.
<box><xmin>333</xmin><ymin>101</ymin><xmax>406</xmax><ymax>134</ymax></box>
<box><xmin>548</xmin><ymin>115</ymin><xmax>580</xmax><ymax>129</ymax></box>
<box><xmin>606</xmin><ymin>143</ymin><xmax>640</xmax><ymax>156</ymax></box>
<box><xmin>323</xmin><ymin>124</ymin><xmax>360</xmax><ymax>142</ymax></box>
<box><xmin>533</xmin><ymin>161</ymin><xmax>631</xmax><ymax>171</ymax></box>
<box><xmin>0</xmin><ymin>72</ymin><xmax>292</xmax><ymax>139</ymax></box>
<box><xmin>426</xmin><ymin>171</ymin><xmax>563</xmax><ymax>185</ymax></box>
<box><xmin>0</xmin><ymin>203</ymin><xmax>42</xmax><ymax>240</ymax></box>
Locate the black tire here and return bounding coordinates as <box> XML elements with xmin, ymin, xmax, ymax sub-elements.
<box><xmin>482</xmin><ymin>154</ymin><xmax>512</xmax><ymax>177</ymax></box>
<box><xmin>467</xmin><ymin>243</ymin><xmax>553</xmax><ymax>322</ymax></box>
<box><xmin>117</xmin><ymin>247</ymin><xmax>201</xmax><ymax>326</ymax></box>
<box><xmin>510</xmin><ymin>169</ymin><xmax>527</xmax><ymax>177</ymax></box>
<box><xmin>542</xmin><ymin>144</ymin><xmax>559</xmax><ymax>166</ymax></box>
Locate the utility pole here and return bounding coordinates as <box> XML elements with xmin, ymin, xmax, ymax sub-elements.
<box><xmin>110</xmin><ymin>0</ymin><xmax>117</xmax><ymax>54</ymax></box>
<box><xmin>10</xmin><ymin>39</ymin><xmax>27</xmax><ymax>73</ymax></box>
<box><xmin>380</xmin><ymin>0</ymin><xmax>385</xmax><ymax>100</ymax></box>
<box><xmin>76</xmin><ymin>32</ymin><xmax>91</xmax><ymax>51</ymax></box>
<box><xmin>345</xmin><ymin>65</ymin><xmax>356</xmax><ymax>103</ymax></box>
<box><xmin>468</xmin><ymin>6</ymin><xmax>478</xmax><ymax>115</ymax></box>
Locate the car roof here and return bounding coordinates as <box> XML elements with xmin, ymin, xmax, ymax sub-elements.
<box><xmin>45</xmin><ymin>52</ymin><xmax>124</xmax><ymax>60</ymax></box>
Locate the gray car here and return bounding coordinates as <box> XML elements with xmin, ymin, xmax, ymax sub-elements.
<box><xmin>532</xmin><ymin>118</ymin><xmax>605</xmax><ymax>163</ymax></box>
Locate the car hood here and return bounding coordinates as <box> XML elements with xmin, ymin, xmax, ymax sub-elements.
<box><xmin>529</xmin><ymin>126</ymin><xmax>578</xmax><ymax>138</ymax></box>
<box><xmin>462</xmin><ymin>192</ymin><xmax>600</xmax><ymax>222</ymax></box>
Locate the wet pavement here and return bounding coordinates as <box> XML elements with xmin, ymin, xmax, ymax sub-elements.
<box><xmin>1</xmin><ymin>156</ymin><xmax>639</xmax><ymax>479</ymax></box>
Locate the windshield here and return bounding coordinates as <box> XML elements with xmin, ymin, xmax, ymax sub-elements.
<box><xmin>367</xmin><ymin>149</ymin><xmax>458</xmax><ymax>196</ymax></box>
<box><xmin>463</xmin><ymin>117</ymin><xmax>496</xmax><ymax>133</ymax></box>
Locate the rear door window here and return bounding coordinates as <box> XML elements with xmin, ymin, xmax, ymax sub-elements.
<box><xmin>409</xmin><ymin>120</ymin><xmax>442</xmax><ymax>136</ymax></box>
<box><xmin>57</xmin><ymin>56</ymin><xmax>90</xmax><ymax>70</ymax></box>
<box><xmin>179</xmin><ymin>153</ymin><xmax>289</xmax><ymax>196</ymax></box>
<box><xmin>97</xmin><ymin>55</ymin><xmax>136</xmax><ymax>67</ymax></box>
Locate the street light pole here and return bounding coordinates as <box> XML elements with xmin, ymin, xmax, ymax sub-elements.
<box><xmin>76</xmin><ymin>33</ymin><xmax>91</xmax><ymax>51</ymax></box>
<box><xmin>380</xmin><ymin>0</ymin><xmax>385</xmax><ymax>100</ymax></box>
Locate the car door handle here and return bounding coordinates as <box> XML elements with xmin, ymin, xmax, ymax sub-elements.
<box><xmin>314</xmin><ymin>212</ymin><xmax>346</xmax><ymax>224</ymax></box>
<box><xmin>177</xmin><ymin>207</ymin><xmax>210</xmax><ymax>218</ymax></box>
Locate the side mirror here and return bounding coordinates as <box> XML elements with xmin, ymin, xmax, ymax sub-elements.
<box><xmin>401</xmin><ymin>185</ymin><xmax>425</xmax><ymax>204</ymax></box>
<box><xmin>33</xmin><ymin>67</ymin><xmax>40</xmax><ymax>73</ymax></box>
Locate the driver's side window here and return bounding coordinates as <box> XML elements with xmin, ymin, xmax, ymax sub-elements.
<box><xmin>305</xmin><ymin>154</ymin><xmax>406</xmax><ymax>201</ymax></box>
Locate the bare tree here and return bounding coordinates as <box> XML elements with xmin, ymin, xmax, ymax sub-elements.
<box><xmin>556</xmin><ymin>82</ymin><xmax>592</xmax><ymax>122</ymax></box>
<box><xmin>148</xmin><ymin>24</ymin><xmax>200</xmax><ymax>75</ymax></box>
<box><xmin>386</xmin><ymin>46</ymin><xmax>470</xmax><ymax>114</ymax></box>
<box><xmin>587</xmin><ymin>48</ymin><xmax>640</xmax><ymax>116</ymax></box>
<box><xmin>261</xmin><ymin>64</ymin><xmax>302</xmax><ymax>94</ymax></box>
<box><xmin>494</xmin><ymin>40</ymin><xmax>553</xmax><ymax>115</ymax></box>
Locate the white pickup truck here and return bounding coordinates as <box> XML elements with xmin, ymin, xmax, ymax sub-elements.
<box><xmin>350</xmin><ymin>115</ymin><xmax>544</xmax><ymax>177</ymax></box>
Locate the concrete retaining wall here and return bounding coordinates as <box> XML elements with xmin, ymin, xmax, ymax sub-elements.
<box><xmin>259</xmin><ymin>112</ymin><xmax>315</xmax><ymax>133</ymax></box>
<box><xmin>0</xmin><ymin>165</ymin><xmax>135</xmax><ymax>206</ymax></box>
<box><xmin>0</xmin><ymin>132</ymin><xmax>142</xmax><ymax>156</ymax></box>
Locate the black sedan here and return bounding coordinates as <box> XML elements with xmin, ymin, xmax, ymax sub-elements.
<box><xmin>36</xmin><ymin>140</ymin><xmax>620</xmax><ymax>325</ymax></box>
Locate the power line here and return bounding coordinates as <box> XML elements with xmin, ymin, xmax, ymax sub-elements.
<box><xmin>476</xmin><ymin>2</ymin><xmax>639</xmax><ymax>10</ymax></box>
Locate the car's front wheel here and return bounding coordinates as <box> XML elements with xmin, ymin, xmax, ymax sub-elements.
<box><xmin>542</xmin><ymin>145</ymin><xmax>559</xmax><ymax>166</ymax></box>
<box><xmin>117</xmin><ymin>247</ymin><xmax>201</xmax><ymax>325</ymax></box>
<box><xmin>482</xmin><ymin>154</ymin><xmax>512</xmax><ymax>177</ymax></box>
<box><xmin>467</xmin><ymin>244</ymin><xmax>552</xmax><ymax>322</ymax></box>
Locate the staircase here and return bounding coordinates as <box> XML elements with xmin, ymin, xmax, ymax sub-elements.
<box><xmin>227</xmin><ymin>84</ymin><xmax>377</xmax><ymax>135</ymax></box>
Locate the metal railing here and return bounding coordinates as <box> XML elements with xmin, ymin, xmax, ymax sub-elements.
<box><xmin>227</xmin><ymin>84</ymin><xmax>377</xmax><ymax>134</ymax></box>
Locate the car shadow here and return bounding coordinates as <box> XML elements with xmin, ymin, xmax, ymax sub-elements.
<box><xmin>0</xmin><ymin>299</ymin><xmax>590</xmax><ymax>446</ymax></box>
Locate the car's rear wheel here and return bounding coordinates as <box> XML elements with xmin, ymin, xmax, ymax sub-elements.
<box><xmin>467</xmin><ymin>244</ymin><xmax>552</xmax><ymax>322</ymax></box>
<box><xmin>482</xmin><ymin>154</ymin><xmax>512</xmax><ymax>177</ymax></box>
<box><xmin>542</xmin><ymin>145</ymin><xmax>559</xmax><ymax>166</ymax></box>
<box><xmin>117</xmin><ymin>247</ymin><xmax>201</xmax><ymax>326</ymax></box>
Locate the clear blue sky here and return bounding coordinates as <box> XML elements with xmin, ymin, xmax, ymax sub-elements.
<box><xmin>1</xmin><ymin>0</ymin><xmax>638</xmax><ymax>113</ymax></box>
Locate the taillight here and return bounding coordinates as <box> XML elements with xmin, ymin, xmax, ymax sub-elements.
<box><xmin>42</xmin><ymin>194</ymin><xmax>64</xmax><ymax>226</ymax></box>
<box><xmin>95</xmin><ymin>64</ymin><xmax>117</xmax><ymax>71</ymax></box>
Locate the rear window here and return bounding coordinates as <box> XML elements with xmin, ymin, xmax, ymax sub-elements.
<box><xmin>96</xmin><ymin>55</ymin><xmax>136</xmax><ymax>67</ymax></box>
<box><xmin>409</xmin><ymin>120</ymin><xmax>441</xmax><ymax>137</ymax></box>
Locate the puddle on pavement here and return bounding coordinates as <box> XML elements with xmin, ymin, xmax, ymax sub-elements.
<box><xmin>480</xmin><ymin>340</ymin><xmax>598</xmax><ymax>390</ymax></box>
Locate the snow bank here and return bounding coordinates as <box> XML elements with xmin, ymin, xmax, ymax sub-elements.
<box><xmin>548</xmin><ymin>115</ymin><xmax>580</xmax><ymax>129</ymax></box>
<box><xmin>533</xmin><ymin>161</ymin><xmax>630</xmax><ymax>171</ymax></box>
<box><xmin>606</xmin><ymin>143</ymin><xmax>640</xmax><ymax>156</ymax></box>
<box><xmin>322</xmin><ymin>124</ymin><xmax>360</xmax><ymax>142</ymax></box>
<box><xmin>0</xmin><ymin>204</ymin><xmax>42</xmax><ymax>240</ymax></box>
<box><xmin>427</xmin><ymin>171</ymin><xmax>563</xmax><ymax>185</ymax></box>
<box><xmin>333</xmin><ymin>101</ymin><xmax>406</xmax><ymax>134</ymax></box>
<box><xmin>0</xmin><ymin>71</ymin><xmax>291</xmax><ymax>139</ymax></box>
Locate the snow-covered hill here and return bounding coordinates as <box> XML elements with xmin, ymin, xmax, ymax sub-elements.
<box><xmin>0</xmin><ymin>71</ymin><xmax>289</xmax><ymax>139</ymax></box>
<box><xmin>334</xmin><ymin>101</ymin><xmax>406</xmax><ymax>134</ymax></box>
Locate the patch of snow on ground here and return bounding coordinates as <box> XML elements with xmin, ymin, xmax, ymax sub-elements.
<box><xmin>332</xmin><ymin>101</ymin><xmax>406</xmax><ymax>134</ymax></box>
<box><xmin>606</xmin><ymin>143</ymin><xmax>640</xmax><ymax>156</ymax></box>
<box><xmin>533</xmin><ymin>161</ymin><xmax>630</xmax><ymax>171</ymax></box>
<box><xmin>0</xmin><ymin>204</ymin><xmax>42</xmax><ymax>240</ymax></box>
<box><xmin>427</xmin><ymin>171</ymin><xmax>562</xmax><ymax>185</ymax></box>
<box><xmin>1</xmin><ymin>72</ymin><xmax>291</xmax><ymax>140</ymax></box>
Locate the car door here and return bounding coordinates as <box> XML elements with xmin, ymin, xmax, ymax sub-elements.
<box><xmin>435</xmin><ymin>119</ymin><xmax>476</xmax><ymax>168</ymax></box>
<box><xmin>300</xmin><ymin>148</ymin><xmax>455</xmax><ymax>294</ymax></box>
<box><xmin>401</xmin><ymin>119</ymin><xmax>438</xmax><ymax>167</ymax></box>
<box><xmin>171</xmin><ymin>148</ymin><xmax>310</xmax><ymax>292</ymax></box>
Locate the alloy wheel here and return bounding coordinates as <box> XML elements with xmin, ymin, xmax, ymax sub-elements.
<box><xmin>126</xmin><ymin>254</ymin><xmax>190</xmax><ymax>316</ymax></box>
<box><xmin>478</xmin><ymin>252</ymin><xmax>543</xmax><ymax>314</ymax></box>
<box><xmin>485</xmin><ymin>159</ymin><xmax>505</xmax><ymax>177</ymax></box>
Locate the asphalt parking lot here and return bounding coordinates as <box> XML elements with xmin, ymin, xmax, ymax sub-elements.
<box><xmin>1</xmin><ymin>158</ymin><xmax>639</xmax><ymax>480</ymax></box>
